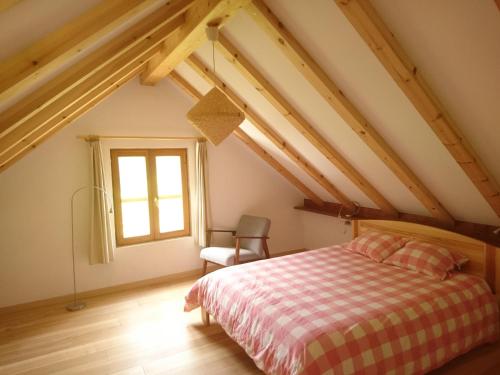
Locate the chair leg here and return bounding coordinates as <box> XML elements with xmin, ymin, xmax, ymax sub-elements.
<box><xmin>206</xmin><ymin>230</ymin><xmax>211</xmax><ymax>247</ymax></box>
<box><xmin>235</xmin><ymin>238</ymin><xmax>240</xmax><ymax>265</ymax></box>
<box><xmin>263</xmin><ymin>239</ymin><xmax>270</xmax><ymax>259</ymax></box>
<box><xmin>202</xmin><ymin>260</ymin><xmax>208</xmax><ymax>276</ymax></box>
<box><xmin>201</xmin><ymin>307</ymin><xmax>210</xmax><ymax>326</ymax></box>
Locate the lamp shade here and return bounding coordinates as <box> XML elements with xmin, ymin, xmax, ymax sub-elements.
<box><xmin>187</xmin><ymin>87</ymin><xmax>244</xmax><ymax>145</ymax></box>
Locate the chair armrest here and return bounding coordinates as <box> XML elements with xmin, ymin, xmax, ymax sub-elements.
<box><xmin>234</xmin><ymin>235</ymin><xmax>271</xmax><ymax>263</ymax></box>
<box><xmin>206</xmin><ymin>229</ymin><xmax>236</xmax><ymax>248</ymax></box>
<box><xmin>233</xmin><ymin>235</ymin><xmax>270</xmax><ymax>239</ymax></box>
<box><xmin>207</xmin><ymin>229</ymin><xmax>236</xmax><ymax>234</ymax></box>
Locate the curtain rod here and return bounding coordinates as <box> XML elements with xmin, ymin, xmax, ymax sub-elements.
<box><xmin>77</xmin><ymin>135</ymin><xmax>205</xmax><ymax>142</ymax></box>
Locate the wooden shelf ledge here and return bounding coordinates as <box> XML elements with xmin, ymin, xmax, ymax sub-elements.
<box><xmin>296</xmin><ymin>199</ymin><xmax>500</xmax><ymax>247</ymax></box>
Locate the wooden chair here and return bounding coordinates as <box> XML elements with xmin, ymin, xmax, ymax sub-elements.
<box><xmin>200</xmin><ymin>215</ymin><xmax>271</xmax><ymax>275</ymax></box>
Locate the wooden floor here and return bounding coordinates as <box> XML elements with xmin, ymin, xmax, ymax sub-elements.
<box><xmin>1</xmin><ymin>278</ymin><xmax>500</xmax><ymax>375</ymax></box>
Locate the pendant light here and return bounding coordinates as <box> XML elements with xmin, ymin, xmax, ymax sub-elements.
<box><xmin>186</xmin><ymin>24</ymin><xmax>244</xmax><ymax>145</ymax></box>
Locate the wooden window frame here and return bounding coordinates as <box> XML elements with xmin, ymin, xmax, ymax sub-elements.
<box><xmin>110</xmin><ymin>148</ymin><xmax>191</xmax><ymax>247</ymax></box>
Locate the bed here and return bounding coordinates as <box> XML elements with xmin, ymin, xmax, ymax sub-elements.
<box><xmin>184</xmin><ymin>220</ymin><xmax>500</xmax><ymax>374</ymax></box>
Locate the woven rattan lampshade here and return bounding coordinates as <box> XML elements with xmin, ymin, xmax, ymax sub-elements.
<box><xmin>187</xmin><ymin>87</ymin><xmax>244</xmax><ymax>145</ymax></box>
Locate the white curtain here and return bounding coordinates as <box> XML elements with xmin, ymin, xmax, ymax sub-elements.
<box><xmin>89</xmin><ymin>140</ymin><xmax>114</xmax><ymax>264</ymax></box>
<box><xmin>194</xmin><ymin>140</ymin><xmax>209</xmax><ymax>248</ymax></box>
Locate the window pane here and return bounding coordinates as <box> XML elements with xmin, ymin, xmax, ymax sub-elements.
<box><xmin>155</xmin><ymin>155</ymin><xmax>185</xmax><ymax>234</ymax></box>
<box><xmin>122</xmin><ymin>201</ymin><xmax>150</xmax><ymax>238</ymax></box>
<box><xmin>118</xmin><ymin>156</ymin><xmax>150</xmax><ymax>238</ymax></box>
<box><xmin>158</xmin><ymin>198</ymin><xmax>184</xmax><ymax>233</ymax></box>
<box><xmin>118</xmin><ymin>156</ymin><xmax>149</xmax><ymax>200</ymax></box>
<box><xmin>156</xmin><ymin>156</ymin><xmax>182</xmax><ymax>196</ymax></box>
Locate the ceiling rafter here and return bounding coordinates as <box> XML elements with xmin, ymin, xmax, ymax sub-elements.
<box><xmin>141</xmin><ymin>0</ymin><xmax>250</xmax><ymax>85</ymax></box>
<box><xmin>216</xmin><ymin>33</ymin><xmax>399</xmax><ymax>217</ymax></box>
<box><xmin>245</xmin><ymin>0</ymin><xmax>453</xmax><ymax>226</ymax></box>
<box><xmin>0</xmin><ymin>54</ymin><xmax>156</xmax><ymax>171</ymax></box>
<box><xmin>0</xmin><ymin>0</ymin><xmax>193</xmax><ymax>138</ymax></box>
<box><xmin>0</xmin><ymin>7</ymin><xmax>188</xmax><ymax>170</ymax></box>
<box><xmin>0</xmin><ymin>65</ymin><xmax>143</xmax><ymax>173</ymax></box>
<box><xmin>0</xmin><ymin>0</ymin><xmax>157</xmax><ymax>101</ymax></box>
<box><xmin>335</xmin><ymin>0</ymin><xmax>500</xmax><ymax>219</ymax></box>
<box><xmin>185</xmin><ymin>55</ymin><xmax>352</xmax><ymax>207</ymax></box>
<box><xmin>168</xmin><ymin>71</ymin><xmax>324</xmax><ymax>206</ymax></box>
<box><xmin>0</xmin><ymin>16</ymin><xmax>183</xmax><ymax>166</ymax></box>
<box><xmin>169</xmin><ymin>71</ymin><xmax>204</xmax><ymax>101</ymax></box>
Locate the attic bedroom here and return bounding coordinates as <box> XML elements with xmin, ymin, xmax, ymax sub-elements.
<box><xmin>1</xmin><ymin>0</ymin><xmax>499</xmax><ymax>374</ymax></box>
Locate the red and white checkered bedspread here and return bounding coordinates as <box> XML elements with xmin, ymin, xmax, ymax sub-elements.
<box><xmin>185</xmin><ymin>246</ymin><xmax>499</xmax><ymax>374</ymax></box>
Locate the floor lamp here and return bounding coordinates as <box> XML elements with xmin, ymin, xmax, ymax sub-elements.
<box><xmin>66</xmin><ymin>185</ymin><xmax>113</xmax><ymax>312</ymax></box>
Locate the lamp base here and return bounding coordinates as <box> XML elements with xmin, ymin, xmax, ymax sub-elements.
<box><xmin>65</xmin><ymin>301</ymin><xmax>86</xmax><ymax>312</ymax></box>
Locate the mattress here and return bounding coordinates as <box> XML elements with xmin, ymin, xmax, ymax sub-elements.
<box><xmin>185</xmin><ymin>245</ymin><xmax>499</xmax><ymax>374</ymax></box>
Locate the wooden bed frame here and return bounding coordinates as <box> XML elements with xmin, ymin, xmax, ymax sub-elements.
<box><xmin>201</xmin><ymin>219</ymin><xmax>500</xmax><ymax>324</ymax></box>
<box><xmin>353</xmin><ymin>220</ymin><xmax>500</xmax><ymax>299</ymax></box>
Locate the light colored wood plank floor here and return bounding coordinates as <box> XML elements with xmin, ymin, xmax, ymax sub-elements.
<box><xmin>1</xmin><ymin>277</ymin><xmax>499</xmax><ymax>374</ymax></box>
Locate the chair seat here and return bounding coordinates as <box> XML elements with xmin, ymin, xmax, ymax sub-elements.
<box><xmin>200</xmin><ymin>247</ymin><xmax>261</xmax><ymax>266</ymax></box>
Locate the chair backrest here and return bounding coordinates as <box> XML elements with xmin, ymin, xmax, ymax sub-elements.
<box><xmin>236</xmin><ymin>215</ymin><xmax>271</xmax><ymax>256</ymax></box>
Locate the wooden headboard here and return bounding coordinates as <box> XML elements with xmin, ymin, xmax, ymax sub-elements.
<box><xmin>353</xmin><ymin>220</ymin><xmax>499</xmax><ymax>295</ymax></box>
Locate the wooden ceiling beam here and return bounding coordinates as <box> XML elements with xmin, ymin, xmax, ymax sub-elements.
<box><xmin>0</xmin><ymin>0</ymin><xmax>193</xmax><ymax>138</ymax></box>
<box><xmin>216</xmin><ymin>33</ymin><xmax>399</xmax><ymax>216</ymax></box>
<box><xmin>0</xmin><ymin>13</ymin><xmax>185</xmax><ymax>170</ymax></box>
<box><xmin>245</xmin><ymin>0</ymin><xmax>453</xmax><ymax>226</ymax></box>
<box><xmin>335</xmin><ymin>0</ymin><xmax>500</xmax><ymax>218</ymax></box>
<box><xmin>0</xmin><ymin>66</ymin><xmax>143</xmax><ymax>173</ymax></box>
<box><xmin>168</xmin><ymin>71</ymin><xmax>325</xmax><ymax>206</ymax></box>
<box><xmin>185</xmin><ymin>55</ymin><xmax>352</xmax><ymax>207</ymax></box>
<box><xmin>169</xmin><ymin>71</ymin><xmax>204</xmax><ymax>101</ymax></box>
<box><xmin>0</xmin><ymin>0</ymin><xmax>157</xmax><ymax>101</ymax></box>
<box><xmin>141</xmin><ymin>0</ymin><xmax>249</xmax><ymax>85</ymax></box>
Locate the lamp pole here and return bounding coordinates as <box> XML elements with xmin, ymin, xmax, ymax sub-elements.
<box><xmin>66</xmin><ymin>186</ymin><xmax>112</xmax><ymax>312</ymax></box>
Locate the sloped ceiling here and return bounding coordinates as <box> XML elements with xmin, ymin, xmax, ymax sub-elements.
<box><xmin>1</xmin><ymin>0</ymin><xmax>499</xmax><ymax>227</ymax></box>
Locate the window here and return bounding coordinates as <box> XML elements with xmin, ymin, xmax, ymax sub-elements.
<box><xmin>110</xmin><ymin>148</ymin><xmax>190</xmax><ymax>246</ymax></box>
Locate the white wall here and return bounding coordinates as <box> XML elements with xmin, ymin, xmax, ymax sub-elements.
<box><xmin>0</xmin><ymin>78</ymin><xmax>316</xmax><ymax>308</ymax></box>
<box><xmin>300</xmin><ymin>211</ymin><xmax>353</xmax><ymax>250</ymax></box>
